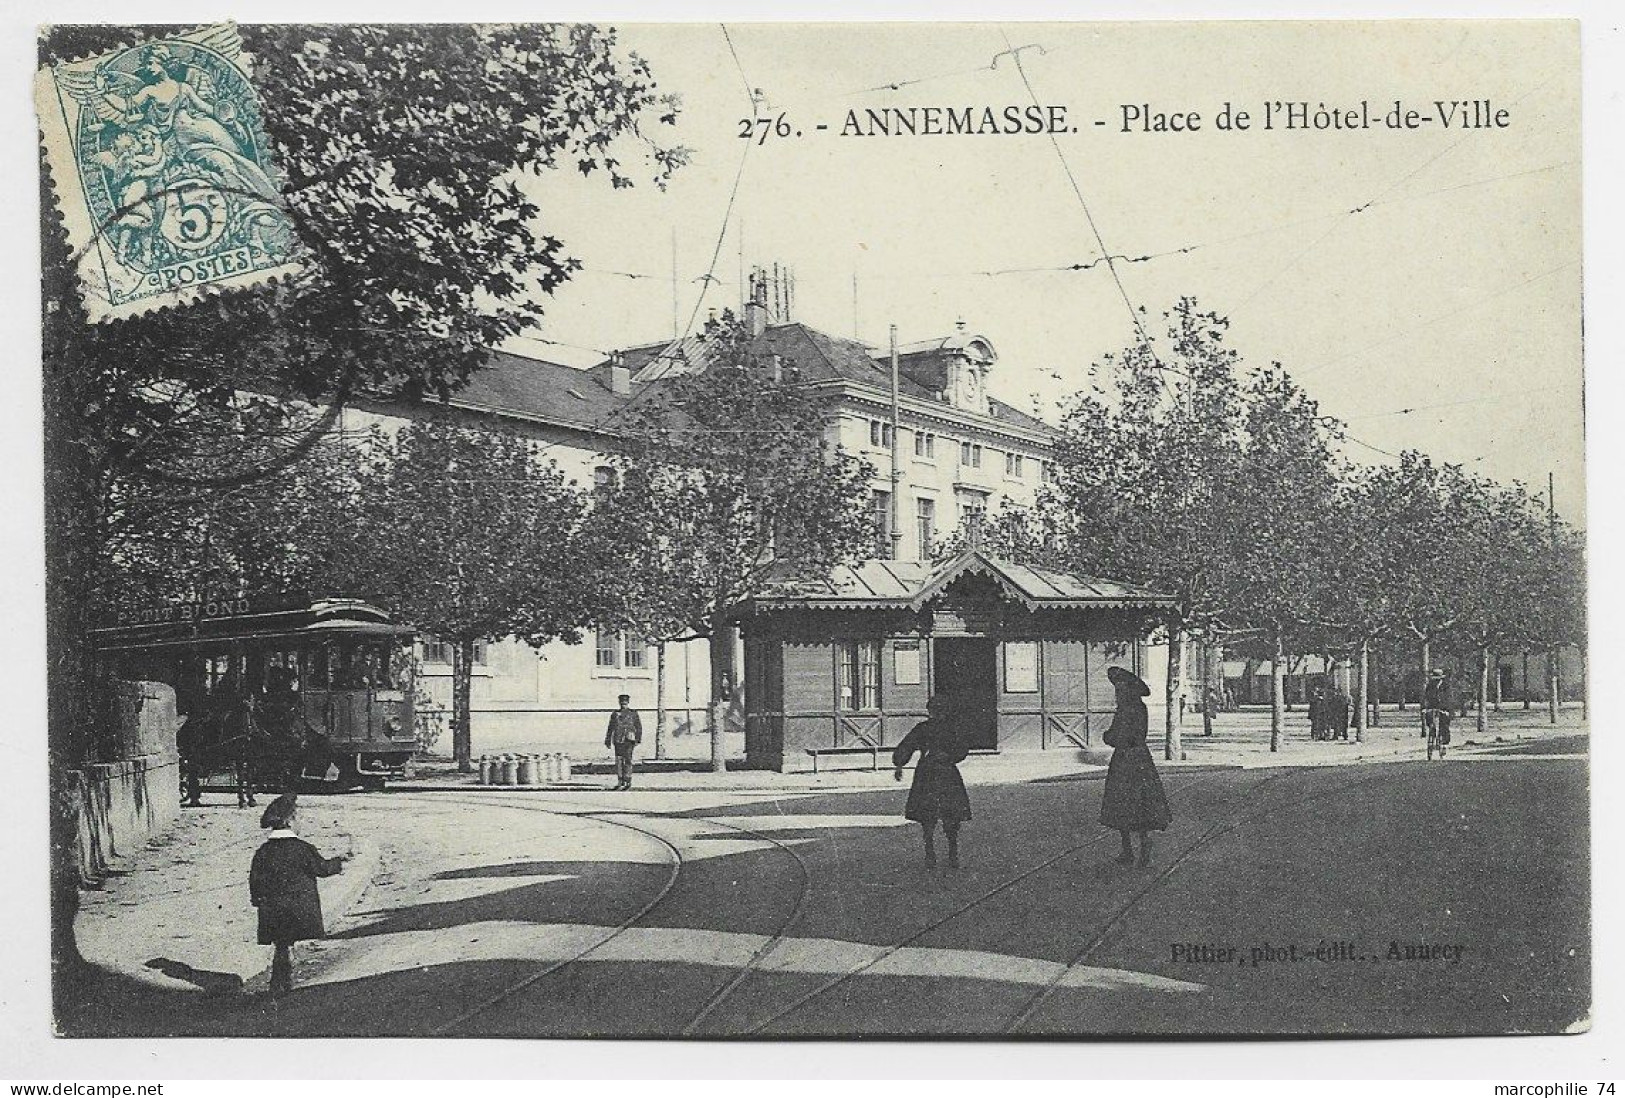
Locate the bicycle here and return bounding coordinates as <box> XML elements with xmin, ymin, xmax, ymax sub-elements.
<box><xmin>1421</xmin><ymin>707</ymin><xmax>1451</xmax><ymax>760</ymax></box>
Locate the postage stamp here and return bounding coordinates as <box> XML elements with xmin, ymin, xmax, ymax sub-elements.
<box><xmin>35</xmin><ymin>23</ymin><xmax>303</xmax><ymax>323</ymax></box>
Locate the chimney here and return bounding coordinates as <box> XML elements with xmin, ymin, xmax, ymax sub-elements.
<box><xmin>609</xmin><ymin>351</ymin><xmax>631</xmax><ymax>396</ymax></box>
<box><xmin>745</xmin><ymin>266</ymin><xmax>769</xmax><ymax>337</ymax></box>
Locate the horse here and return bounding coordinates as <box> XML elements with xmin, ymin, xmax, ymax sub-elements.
<box><xmin>176</xmin><ymin>695</ymin><xmax>256</xmax><ymax>808</ymax></box>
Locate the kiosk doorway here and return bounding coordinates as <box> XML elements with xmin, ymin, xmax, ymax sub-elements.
<box><xmin>934</xmin><ymin>637</ymin><xmax>998</xmax><ymax>750</ymax></box>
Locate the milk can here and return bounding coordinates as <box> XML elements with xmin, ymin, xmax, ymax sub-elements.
<box><xmin>517</xmin><ymin>753</ymin><xmax>537</xmax><ymax>785</ymax></box>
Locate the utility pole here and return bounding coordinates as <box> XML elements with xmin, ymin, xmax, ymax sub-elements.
<box><xmin>1547</xmin><ymin>471</ymin><xmax>1559</xmax><ymax>725</ymax></box>
<box><xmin>852</xmin><ymin>271</ymin><xmax>860</xmax><ymax>340</ymax></box>
<box><xmin>889</xmin><ymin>324</ymin><xmax>903</xmax><ymax>560</ymax></box>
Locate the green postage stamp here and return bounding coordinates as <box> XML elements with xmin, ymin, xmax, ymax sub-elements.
<box><xmin>35</xmin><ymin>23</ymin><xmax>302</xmax><ymax>323</ymax></box>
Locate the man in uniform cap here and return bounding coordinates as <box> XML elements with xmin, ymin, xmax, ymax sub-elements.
<box><xmin>249</xmin><ymin>792</ymin><xmax>348</xmax><ymax>995</ymax></box>
<box><xmin>605</xmin><ymin>694</ymin><xmax>643</xmax><ymax>791</ymax></box>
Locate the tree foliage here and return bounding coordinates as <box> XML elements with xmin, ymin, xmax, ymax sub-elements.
<box><xmin>988</xmin><ymin>296</ymin><xmax>1585</xmax><ymax>745</ymax></box>
<box><xmin>596</xmin><ymin>315</ymin><xmax>877</xmax><ymax>767</ymax></box>
<box><xmin>347</xmin><ymin>418</ymin><xmax>602</xmax><ymax>769</ymax></box>
<box><xmin>1025</xmin><ymin>299</ymin><xmax>1250</xmax><ymax>633</ymax></box>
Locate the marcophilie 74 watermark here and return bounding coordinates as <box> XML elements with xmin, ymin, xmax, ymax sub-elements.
<box><xmin>35</xmin><ymin>23</ymin><xmax>303</xmax><ymax>323</ymax></box>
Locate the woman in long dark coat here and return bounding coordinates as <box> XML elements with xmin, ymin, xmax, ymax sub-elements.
<box><xmin>1098</xmin><ymin>666</ymin><xmax>1173</xmax><ymax>867</ymax></box>
<box><xmin>892</xmin><ymin>694</ymin><xmax>972</xmax><ymax>868</ymax></box>
<box><xmin>249</xmin><ymin>792</ymin><xmax>348</xmax><ymax>995</ymax></box>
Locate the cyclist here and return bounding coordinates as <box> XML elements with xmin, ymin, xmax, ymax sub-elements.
<box><xmin>1421</xmin><ymin>667</ymin><xmax>1455</xmax><ymax>759</ymax></box>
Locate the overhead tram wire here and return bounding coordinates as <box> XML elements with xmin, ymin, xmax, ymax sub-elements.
<box><xmin>1342</xmin><ymin>382</ymin><xmax>1567</xmax><ymax>422</ymax></box>
<box><xmin>521</xmin><ymin>21</ymin><xmax>762</xmax><ymax>462</ymax></box>
<box><xmin>1227</xmin><ymin>69</ymin><xmax>1565</xmax><ymax>320</ymax></box>
<box><xmin>1291</xmin><ymin>258</ymin><xmax>1577</xmax><ymax>379</ymax></box>
<box><xmin>561</xmin><ymin>156</ymin><xmax>1569</xmax><ymax>290</ymax></box>
<box><xmin>993</xmin><ymin>31</ymin><xmax>1160</xmax><ymax>370</ymax></box>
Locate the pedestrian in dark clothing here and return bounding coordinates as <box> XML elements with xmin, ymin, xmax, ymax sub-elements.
<box><xmin>1308</xmin><ymin>683</ymin><xmax>1329</xmax><ymax>741</ymax></box>
<box><xmin>892</xmin><ymin>694</ymin><xmax>972</xmax><ymax>869</ymax></box>
<box><xmin>1329</xmin><ymin>686</ymin><xmax>1352</xmax><ymax>741</ymax></box>
<box><xmin>248</xmin><ymin>792</ymin><xmax>347</xmax><ymax>996</ymax></box>
<box><xmin>1098</xmin><ymin>666</ymin><xmax>1173</xmax><ymax>867</ymax></box>
<box><xmin>1422</xmin><ymin>669</ymin><xmax>1455</xmax><ymax>753</ymax></box>
<box><xmin>605</xmin><ymin>694</ymin><xmax>643</xmax><ymax>790</ymax></box>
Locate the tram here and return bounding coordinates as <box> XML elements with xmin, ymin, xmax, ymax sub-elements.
<box><xmin>92</xmin><ymin>596</ymin><xmax>419</xmax><ymax>795</ymax></box>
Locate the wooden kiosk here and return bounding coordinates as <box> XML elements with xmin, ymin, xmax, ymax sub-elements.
<box><xmin>734</xmin><ymin>548</ymin><xmax>1174</xmax><ymax>771</ymax></box>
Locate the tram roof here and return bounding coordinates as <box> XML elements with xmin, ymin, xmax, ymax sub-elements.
<box><xmin>91</xmin><ymin>597</ymin><xmax>412</xmax><ymax>653</ymax></box>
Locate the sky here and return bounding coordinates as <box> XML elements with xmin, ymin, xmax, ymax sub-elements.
<box><xmin>508</xmin><ymin>20</ymin><xmax>1583</xmax><ymax>520</ymax></box>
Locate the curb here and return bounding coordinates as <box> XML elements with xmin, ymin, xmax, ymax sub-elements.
<box><xmin>79</xmin><ymin>831</ymin><xmax>382</xmax><ymax>995</ymax></box>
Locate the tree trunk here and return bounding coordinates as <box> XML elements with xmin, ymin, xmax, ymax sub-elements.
<box><xmin>1523</xmin><ymin>649</ymin><xmax>1531</xmax><ymax>709</ymax></box>
<box><xmin>1270</xmin><ymin>626</ymin><xmax>1284</xmax><ymax>752</ymax></box>
<box><xmin>707</xmin><ymin>616</ymin><xmax>733</xmax><ymax>773</ymax></box>
<box><xmin>1548</xmin><ymin>648</ymin><xmax>1559</xmax><ymax>725</ymax></box>
<box><xmin>1580</xmin><ymin>642</ymin><xmax>1588</xmax><ymax>722</ymax></box>
<box><xmin>1419</xmin><ymin>638</ymin><xmax>1431</xmax><ymax>734</ymax></box>
<box><xmin>1355</xmin><ymin>639</ymin><xmax>1369</xmax><ymax>743</ymax></box>
<box><xmin>44</xmin><ymin>299</ymin><xmax>108</xmax><ymax>998</ymax></box>
<box><xmin>1369</xmin><ymin>649</ymin><xmax>1381</xmax><ymax>727</ymax></box>
<box><xmin>1165</xmin><ymin>623</ymin><xmax>1184</xmax><ymax>762</ymax></box>
<box><xmin>1476</xmin><ymin>643</ymin><xmax>1489</xmax><ymax>737</ymax></box>
<box><xmin>1491</xmin><ymin>649</ymin><xmax>1502</xmax><ymax>710</ymax></box>
<box><xmin>1201</xmin><ymin>642</ymin><xmax>1216</xmax><ymax>738</ymax></box>
<box><xmin>654</xmin><ymin>641</ymin><xmax>668</xmax><ymax>760</ymax></box>
<box><xmin>451</xmin><ymin>637</ymin><xmax>474</xmax><ymax>772</ymax></box>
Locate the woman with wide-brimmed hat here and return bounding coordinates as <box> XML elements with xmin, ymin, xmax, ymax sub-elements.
<box><xmin>892</xmin><ymin>693</ymin><xmax>973</xmax><ymax>869</ymax></box>
<box><xmin>1098</xmin><ymin>665</ymin><xmax>1173</xmax><ymax>867</ymax></box>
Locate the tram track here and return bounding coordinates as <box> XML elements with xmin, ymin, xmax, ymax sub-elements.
<box><xmin>416</xmin><ymin>795</ymin><xmax>686</xmax><ymax>1036</ymax></box>
<box><xmin>738</xmin><ymin>767</ymin><xmax>1237</xmax><ymax>1036</ymax></box>
<box><xmin>389</xmin><ymin>790</ymin><xmax>817</xmax><ymax>1037</ymax></box>
<box><xmin>998</xmin><ymin>766</ymin><xmax>1402</xmax><ymax>1034</ymax></box>
<box><xmin>375</xmin><ymin>767</ymin><xmax>1379</xmax><ymax>1037</ymax></box>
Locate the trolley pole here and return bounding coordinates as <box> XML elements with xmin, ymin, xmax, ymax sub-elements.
<box><xmin>889</xmin><ymin>324</ymin><xmax>902</xmax><ymax>560</ymax></box>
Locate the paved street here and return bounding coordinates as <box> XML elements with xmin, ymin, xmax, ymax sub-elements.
<box><xmin>60</xmin><ymin>721</ymin><xmax>1588</xmax><ymax>1039</ymax></box>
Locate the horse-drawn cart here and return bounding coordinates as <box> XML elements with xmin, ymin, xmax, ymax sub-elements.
<box><xmin>92</xmin><ymin>596</ymin><xmax>419</xmax><ymax>805</ymax></box>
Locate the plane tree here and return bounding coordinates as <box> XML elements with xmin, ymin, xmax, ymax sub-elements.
<box><xmin>42</xmin><ymin>22</ymin><xmax>682</xmax><ymax>980</ymax></box>
<box><xmin>599</xmin><ymin>316</ymin><xmax>878</xmax><ymax>772</ymax></box>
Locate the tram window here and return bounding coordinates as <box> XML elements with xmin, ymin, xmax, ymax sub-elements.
<box><xmin>302</xmin><ymin>647</ymin><xmax>330</xmax><ymax>690</ymax></box>
<box><xmin>333</xmin><ymin>646</ymin><xmax>363</xmax><ymax>689</ymax></box>
<box><xmin>354</xmin><ymin>646</ymin><xmax>384</xmax><ymax>688</ymax></box>
<box><xmin>381</xmin><ymin>643</ymin><xmax>413</xmax><ymax>690</ymax></box>
<box><xmin>264</xmin><ymin>661</ymin><xmax>299</xmax><ymax>696</ymax></box>
<box><xmin>205</xmin><ymin>654</ymin><xmax>232</xmax><ymax>693</ymax></box>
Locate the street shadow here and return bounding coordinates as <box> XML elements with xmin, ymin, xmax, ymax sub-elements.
<box><xmin>329</xmin><ymin>858</ymin><xmax>667</xmax><ymax>941</ymax></box>
<box><xmin>143</xmin><ymin>957</ymin><xmax>246</xmax><ymax>996</ymax></box>
<box><xmin>431</xmin><ymin>861</ymin><xmax>571</xmax><ymax>880</ymax></box>
<box><xmin>1462</xmin><ymin>734</ymin><xmax>1589</xmax><ymax>757</ymax></box>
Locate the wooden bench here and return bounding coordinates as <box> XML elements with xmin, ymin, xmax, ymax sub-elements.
<box><xmin>806</xmin><ymin>745</ymin><xmax>884</xmax><ymax>773</ymax></box>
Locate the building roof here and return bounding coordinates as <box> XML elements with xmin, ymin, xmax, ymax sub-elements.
<box><xmin>738</xmin><ymin>548</ymin><xmax>1173</xmax><ymax>615</ymax></box>
<box><xmin>893</xmin><ymin>332</ymin><xmax>995</xmax><ymax>359</ymax></box>
<box><xmin>439</xmin><ymin>322</ymin><xmax>1055</xmax><ymax>441</ymax></box>
<box><xmin>444</xmin><ymin>348</ymin><xmax>636</xmax><ymax>431</ymax></box>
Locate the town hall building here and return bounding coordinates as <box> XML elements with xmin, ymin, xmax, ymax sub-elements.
<box><xmin>351</xmin><ymin>270</ymin><xmax>1168</xmax><ymax>765</ymax></box>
